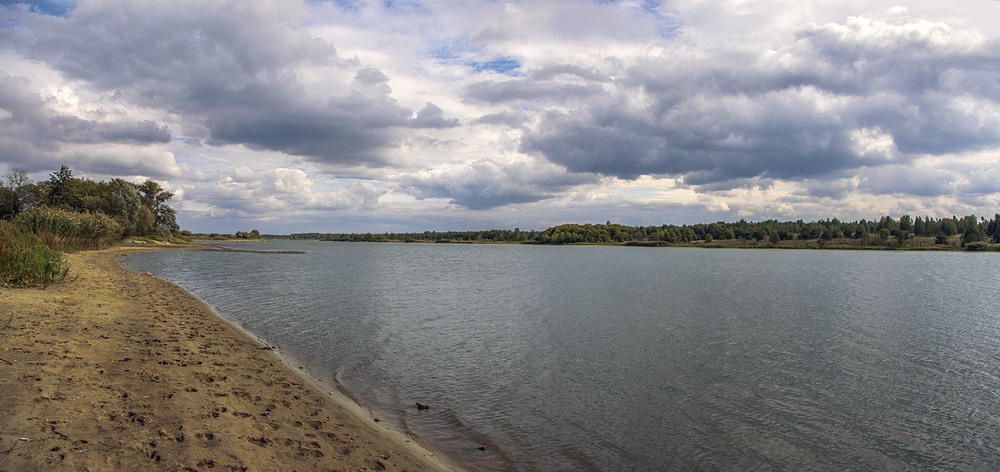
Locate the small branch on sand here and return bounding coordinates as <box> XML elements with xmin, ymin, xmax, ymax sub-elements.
<box><xmin>0</xmin><ymin>357</ymin><xmax>12</xmax><ymax>366</ymax></box>
<box><xmin>3</xmin><ymin>311</ymin><xmax>13</xmax><ymax>329</ymax></box>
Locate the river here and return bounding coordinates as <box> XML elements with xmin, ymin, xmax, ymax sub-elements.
<box><xmin>123</xmin><ymin>241</ymin><xmax>1000</xmax><ymax>471</ymax></box>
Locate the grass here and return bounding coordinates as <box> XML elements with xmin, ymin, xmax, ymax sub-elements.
<box><xmin>0</xmin><ymin>220</ymin><xmax>69</xmax><ymax>287</ymax></box>
<box><xmin>14</xmin><ymin>206</ymin><xmax>123</xmax><ymax>251</ymax></box>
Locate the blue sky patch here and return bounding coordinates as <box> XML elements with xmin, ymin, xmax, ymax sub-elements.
<box><xmin>471</xmin><ymin>57</ymin><xmax>523</xmax><ymax>76</ymax></box>
<box><xmin>1</xmin><ymin>0</ymin><xmax>74</xmax><ymax>17</ymax></box>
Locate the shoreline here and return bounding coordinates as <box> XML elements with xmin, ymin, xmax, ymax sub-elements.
<box><xmin>142</xmin><ymin>251</ymin><xmax>457</xmax><ymax>470</ymax></box>
<box><xmin>0</xmin><ymin>244</ymin><xmax>457</xmax><ymax>471</ymax></box>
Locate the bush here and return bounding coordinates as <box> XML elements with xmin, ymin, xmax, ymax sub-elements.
<box><xmin>964</xmin><ymin>241</ymin><xmax>992</xmax><ymax>252</ymax></box>
<box><xmin>0</xmin><ymin>221</ymin><xmax>69</xmax><ymax>287</ymax></box>
<box><xmin>14</xmin><ymin>206</ymin><xmax>123</xmax><ymax>250</ymax></box>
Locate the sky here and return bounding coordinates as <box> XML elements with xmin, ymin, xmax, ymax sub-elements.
<box><xmin>1</xmin><ymin>0</ymin><xmax>999</xmax><ymax>234</ymax></box>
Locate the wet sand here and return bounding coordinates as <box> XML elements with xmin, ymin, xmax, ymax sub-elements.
<box><xmin>0</xmin><ymin>245</ymin><xmax>456</xmax><ymax>471</ymax></box>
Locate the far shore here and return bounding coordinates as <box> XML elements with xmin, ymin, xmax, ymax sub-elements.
<box><xmin>227</xmin><ymin>235</ymin><xmax>986</xmax><ymax>251</ymax></box>
<box><xmin>0</xmin><ymin>243</ymin><xmax>456</xmax><ymax>471</ymax></box>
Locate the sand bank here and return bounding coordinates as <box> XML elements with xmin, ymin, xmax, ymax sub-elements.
<box><xmin>0</xmin><ymin>245</ymin><xmax>456</xmax><ymax>471</ymax></box>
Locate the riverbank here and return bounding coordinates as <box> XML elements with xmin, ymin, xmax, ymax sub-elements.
<box><xmin>0</xmin><ymin>244</ymin><xmax>455</xmax><ymax>471</ymax></box>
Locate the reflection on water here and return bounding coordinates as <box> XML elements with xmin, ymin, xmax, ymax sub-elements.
<box><xmin>124</xmin><ymin>243</ymin><xmax>1000</xmax><ymax>471</ymax></box>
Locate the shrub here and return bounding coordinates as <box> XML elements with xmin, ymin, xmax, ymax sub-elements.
<box><xmin>14</xmin><ymin>206</ymin><xmax>123</xmax><ymax>250</ymax></box>
<box><xmin>964</xmin><ymin>241</ymin><xmax>992</xmax><ymax>252</ymax></box>
<box><xmin>0</xmin><ymin>220</ymin><xmax>68</xmax><ymax>287</ymax></box>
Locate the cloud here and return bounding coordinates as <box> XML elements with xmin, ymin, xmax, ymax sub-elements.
<box><xmin>410</xmin><ymin>102</ymin><xmax>460</xmax><ymax>129</ymax></box>
<box><xmin>394</xmin><ymin>158</ymin><xmax>595</xmax><ymax>210</ymax></box>
<box><xmin>515</xmin><ymin>7</ymin><xmax>1000</xmax><ymax>191</ymax></box>
<box><xmin>184</xmin><ymin>167</ymin><xmax>387</xmax><ymax>218</ymax></box>
<box><xmin>0</xmin><ymin>71</ymin><xmax>172</xmax><ymax>172</ymax></box>
<box><xmin>0</xmin><ymin>74</ymin><xmax>170</xmax><ymax>147</ymax></box>
<box><xmin>471</xmin><ymin>110</ymin><xmax>530</xmax><ymax>129</ymax></box>
<box><xmin>469</xmin><ymin>0</ymin><xmax>675</xmax><ymax>45</ymax></box>
<box><xmin>6</xmin><ymin>0</ymin><xmax>421</xmax><ymax>170</ymax></box>
<box><xmin>858</xmin><ymin>166</ymin><xmax>957</xmax><ymax>197</ymax></box>
<box><xmin>464</xmin><ymin>79</ymin><xmax>605</xmax><ymax>104</ymax></box>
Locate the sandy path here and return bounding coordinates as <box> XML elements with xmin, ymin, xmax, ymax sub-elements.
<box><xmin>0</xmin><ymin>245</ymin><xmax>455</xmax><ymax>472</ymax></box>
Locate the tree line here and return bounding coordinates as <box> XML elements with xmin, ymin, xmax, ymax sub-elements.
<box><xmin>291</xmin><ymin>214</ymin><xmax>1000</xmax><ymax>250</ymax></box>
<box><xmin>1</xmin><ymin>165</ymin><xmax>179</xmax><ymax>237</ymax></box>
<box><xmin>290</xmin><ymin>228</ymin><xmax>540</xmax><ymax>243</ymax></box>
<box><xmin>535</xmin><ymin>215</ymin><xmax>998</xmax><ymax>247</ymax></box>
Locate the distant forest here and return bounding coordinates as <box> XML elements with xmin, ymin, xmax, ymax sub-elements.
<box><xmin>288</xmin><ymin>214</ymin><xmax>1000</xmax><ymax>250</ymax></box>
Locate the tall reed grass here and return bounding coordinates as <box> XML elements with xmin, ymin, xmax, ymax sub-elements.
<box><xmin>0</xmin><ymin>220</ymin><xmax>69</xmax><ymax>287</ymax></box>
<box><xmin>14</xmin><ymin>206</ymin><xmax>123</xmax><ymax>250</ymax></box>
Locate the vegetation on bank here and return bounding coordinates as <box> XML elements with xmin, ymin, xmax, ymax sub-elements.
<box><xmin>0</xmin><ymin>221</ymin><xmax>69</xmax><ymax>287</ymax></box>
<box><xmin>1</xmin><ymin>166</ymin><xmax>179</xmax><ymax>236</ymax></box>
<box><xmin>290</xmin><ymin>214</ymin><xmax>1000</xmax><ymax>251</ymax></box>
<box><xmin>189</xmin><ymin>229</ymin><xmax>262</xmax><ymax>240</ymax></box>
<box><xmin>15</xmin><ymin>206</ymin><xmax>123</xmax><ymax>250</ymax></box>
<box><xmin>1</xmin><ymin>166</ymin><xmax>182</xmax><ymax>287</ymax></box>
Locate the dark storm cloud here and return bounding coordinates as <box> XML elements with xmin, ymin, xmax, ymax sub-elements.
<box><xmin>8</xmin><ymin>1</ymin><xmax>419</xmax><ymax>168</ymax></box>
<box><xmin>521</xmin><ymin>102</ymin><xmax>867</xmax><ymax>184</ymax></box>
<box><xmin>511</xmin><ymin>15</ymin><xmax>1000</xmax><ymax>194</ymax></box>
<box><xmin>0</xmin><ymin>73</ymin><xmax>170</xmax><ymax>154</ymax></box>
<box><xmin>90</xmin><ymin>120</ymin><xmax>170</xmax><ymax>144</ymax></box>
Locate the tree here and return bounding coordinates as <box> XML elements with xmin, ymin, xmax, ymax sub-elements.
<box><xmin>913</xmin><ymin>217</ymin><xmax>926</xmax><ymax>236</ymax></box>
<box><xmin>46</xmin><ymin>165</ymin><xmax>74</xmax><ymax>207</ymax></box>
<box><xmin>899</xmin><ymin>215</ymin><xmax>913</xmax><ymax>233</ymax></box>
<box><xmin>896</xmin><ymin>230</ymin><xmax>912</xmax><ymax>248</ymax></box>
<box><xmin>2</xmin><ymin>169</ymin><xmax>34</xmax><ymax>218</ymax></box>
<box><xmin>939</xmin><ymin>218</ymin><xmax>958</xmax><ymax>236</ymax></box>
<box><xmin>138</xmin><ymin>180</ymin><xmax>178</xmax><ymax>233</ymax></box>
<box><xmin>961</xmin><ymin>223</ymin><xmax>987</xmax><ymax>246</ymax></box>
<box><xmin>878</xmin><ymin>215</ymin><xmax>900</xmax><ymax>235</ymax></box>
<box><xmin>768</xmin><ymin>230</ymin><xmax>780</xmax><ymax>246</ymax></box>
<box><xmin>987</xmin><ymin>214</ymin><xmax>1000</xmax><ymax>243</ymax></box>
<box><xmin>102</xmin><ymin>179</ymin><xmax>155</xmax><ymax>236</ymax></box>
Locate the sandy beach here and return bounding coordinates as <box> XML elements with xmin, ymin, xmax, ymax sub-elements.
<box><xmin>0</xmin><ymin>245</ymin><xmax>456</xmax><ymax>471</ymax></box>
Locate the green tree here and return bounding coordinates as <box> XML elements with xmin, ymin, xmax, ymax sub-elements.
<box><xmin>939</xmin><ymin>218</ymin><xmax>958</xmax><ymax>236</ymax></box>
<box><xmin>896</xmin><ymin>230</ymin><xmax>912</xmax><ymax>248</ymax></box>
<box><xmin>768</xmin><ymin>230</ymin><xmax>780</xmax><ymax>246</ymax></box>
<box><xmin>878</xmin><ymin>215</ymin><xmax>900</xmax><ymax>235</ymax></box>
<box><xmin>138</xmin><ymin>180</ymin><xmax>178</xmax><ymax>233</ymax></box>
<box><xmin>987</xmin><ymin>214</ymin><xmax>1000</xmax><ymax>243</ymax></box>
<box><xmin>899</xmin><ymin>215</ymin><xmax>913</xmax><ymax>232</ymax></box>
<box><xmin>103</xmin><ymin>179</ymin><xmax>153</xmax><ymax>236</ymax></box>
<box><xmin>46</xmin><ymin>165</ymin><xmax>75</xmax><ymax>207</ymax></box>
<box><xmin>961</xmin><ymin>223</ymin><xmax>987</xmax><ymax>246</ymax></box>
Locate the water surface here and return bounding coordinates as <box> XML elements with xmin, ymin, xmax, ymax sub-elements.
<box><xmin>123</xmin><ymin>242</ymin><xmax>1000</xmax><ymax>471</ymax></box>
